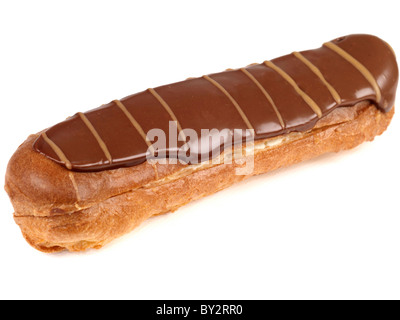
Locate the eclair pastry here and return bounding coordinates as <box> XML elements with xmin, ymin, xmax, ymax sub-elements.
<box><xmin>5</xmin><ymin>34</ymin><xmax>398</xmax><ymax>252</ymax></box>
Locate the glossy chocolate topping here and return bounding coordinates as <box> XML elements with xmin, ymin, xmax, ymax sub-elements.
<box><xmin>34</xmin><ymin>34</ymin><xmax>398</xmax><ymax>171</ymax></box>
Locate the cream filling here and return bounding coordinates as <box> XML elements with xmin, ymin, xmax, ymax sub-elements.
<box><xmin>143</xmin><ymin>130</ymin><xmax>306</xmax><ymax>188</ymax></box>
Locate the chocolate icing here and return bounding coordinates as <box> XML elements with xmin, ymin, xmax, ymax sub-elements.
<box><xmin>34</xmin><ymin>34</ymin><xmax>398</xmax><ymax>171</ymax></box>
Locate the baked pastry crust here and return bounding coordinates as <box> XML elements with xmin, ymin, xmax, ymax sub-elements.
<box><xmin>5</xmin><ymin>102</ymin><xmax>394</xmax><ymax>252</ymax></box>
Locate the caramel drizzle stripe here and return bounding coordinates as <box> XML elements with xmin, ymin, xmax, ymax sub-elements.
<box><xmin>41</xmin><ymin>132</ymin><xmax>72</xmax><ymax>169</ymax></box>
<box><xmin>78</xmin><ymin>112</ymin><xmax>113</xmax><ymax>163</ymax></box>
<box><xmin>203</xmin><ymin>75</ymin><xmax>255</xmax><ymax>132</ymax></box>
<box><xmin>148</xmin><ymin>88</ymin><xmax>187</xmax><ymax>141</ymax></box>
<box><xmin>113</xmin><ymin>99</ymin><xmax>155</xmax><ymax>155</ymax></box>
<box><xmin>323</xmin><ymin>41</ymin><xmax>381</xmax><ymax>102</ymax></box>
<box><xmin>292</xmin><ymin>51</ymin><xmax>341</xmax><ymax>104</ymax></box>
<box><xmin>240</xmin><ymin>67</ymin><xmax>285</xmax><ymax>129</ymax></box>
<box><xmin>264</xmin><ymin>60</ymin><xmax>322</xmax><ymax>118</ymax></box>
<box><xmin>68</xmin><ymin>172</ymin><xmax>81</xmax><ymax>202</ymax></box>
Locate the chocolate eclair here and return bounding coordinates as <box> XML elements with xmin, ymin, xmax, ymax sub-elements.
<box><xmin>5</xmin><ymin>34</ymin><xmax>398</xmax><ymax>252</ymax></box>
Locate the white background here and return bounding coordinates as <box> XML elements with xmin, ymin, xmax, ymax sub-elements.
<box><xmin>0</xmin><ymin>0</ymin><xmax>399</xmax><ymax>300</ymax></box>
